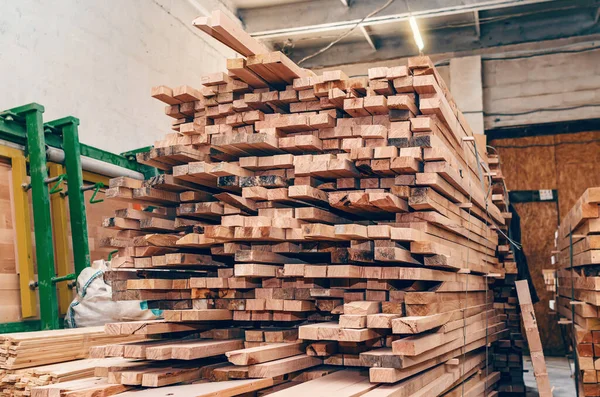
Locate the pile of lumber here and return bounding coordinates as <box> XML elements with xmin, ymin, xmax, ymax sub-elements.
<box><xmin>487</xmin><ymin>155</ymin><xmax>526</xmax><ymax>395</ymax></box>
<box><xmin>490</xmin><ymin>280</ymin><xmax>525</xmax><ymax>395</ymax></box>
<box><xmin>0</xmin><ymin>357</ymin><xmax>139</xmax><ymax>397</ymax></box>
<box><xmin>0</xmin><ymin>327</ymin><xmax>147</xmax><ymax>396</ymax></box>
<box><xmin>83</xmin><ymin>9</ymin><xmax>529</xmax><ymax>397</ymax></box>
<box><xmin>0</xmin><ymin>326</ymin><xmax>146</xmax><ymax>370</ymax></box>
<box><xmin>555</xmin><ymin>187</ymin><xmax>600</xmax><ymax>397</ymax></box>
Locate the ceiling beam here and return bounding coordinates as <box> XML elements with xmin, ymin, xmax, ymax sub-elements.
<box><xmin>359</xmin><ymin>25</ymin><xmax>377</xmax><ymax>50</ymax></box>
<box><xmin>239</xmin><ymin>0</ymin><xmax>557</xmax><ymax>39</ymax></box>
<box><xmin>473</xmin><ymin>10</ymin><xmax>481</xmax><ymax>38</ymax></box>
<box><xmin>289</xmin><ymin>6</ymin><xmax>600</xmax><ymax>68</ymax></box>
<box><xmin>486</xmin><ymin>118</ymin><xmax>600</xmax><ymax>140</ymax></box>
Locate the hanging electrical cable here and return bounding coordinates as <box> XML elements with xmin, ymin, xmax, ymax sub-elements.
<box><xmin>297</xmin><ymin>0</ymin><xmax>396</xmax><ymax>65</ymax></box>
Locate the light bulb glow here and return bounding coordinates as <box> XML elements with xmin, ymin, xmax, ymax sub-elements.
<box><xmin>409</xmin><ymin>16</ymin><xmax>424</xmax><ymax>52</ymax></box>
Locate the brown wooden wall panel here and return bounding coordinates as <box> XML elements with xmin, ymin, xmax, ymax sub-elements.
<box><xmin>513</xmin><ymin>201</ymin><xmax>561</xmax><ymax>355</ymax></box>
<box><xmin>491</xmin><ymin>130</ymin><xmax>600</xmax><ymax>355</ymax></box>
<box><xmin>554</xmin><ymin>132</ymin><xmax>600</xmax><ymax>219</ymax></box>
<box><xmin>0</xmin><ymin>163</ymin><xmax>16</xmax><ymax>274</ymax></box>
<box><xmin>494</xmin><ymin>135</ymin><xmax>558</xmax><ymax>191</ymax></box>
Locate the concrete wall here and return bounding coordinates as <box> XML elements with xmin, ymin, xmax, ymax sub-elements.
<box><xmin>483</xmin><ymin>47</ymin><xmax>600</xmax><ymax>129</ymax></box>
<box><xmin>0</xmin><ymin>0</ymin><xmax>236</xmax><ymax>152</ymax></box>
<box><xmin>450</xmin><ymin>55</ymin><xmax>483</xmax><ymax>134</ymax></box>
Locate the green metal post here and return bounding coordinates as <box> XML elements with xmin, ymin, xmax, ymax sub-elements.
<box><xmin>13</xmin><ymin>103</ymin><xmax>60</xmax><ymax>330</ymax></box>
<box><xmin>0</xmin><ymin>102</ymin><xmax>159</xmax><ymax>333</ymax></box>
<box><xmin>47</xmin><ymin>117</ymin><xmax>90</xmax><ymax>275</ymax></box>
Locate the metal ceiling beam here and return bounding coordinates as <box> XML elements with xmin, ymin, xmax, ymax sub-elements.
<box><xmin>359</xmin><ymin>25</ymin><xmax>377</xmax><ymax>50</ymax></box>
<box><xmin>288</xmin><ymin>6</ymin><xmax>600</xmax><ymax>68</ymax></box>
<box><xmin>239</xmin><ymin>0</ymin><xmax>557</xmax><ymax>39</ymax></box>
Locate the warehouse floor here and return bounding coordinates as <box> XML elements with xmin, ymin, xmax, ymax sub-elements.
<box><xmin>524</xmin><ymin>356</ymin><xmax>575</xmax><ymax>396</ymax></box>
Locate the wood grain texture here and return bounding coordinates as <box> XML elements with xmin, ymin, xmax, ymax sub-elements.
<box><xmin>492</xmin><ymin>130</ymin><xmax>600</xmax><ymax>355</ymax></box>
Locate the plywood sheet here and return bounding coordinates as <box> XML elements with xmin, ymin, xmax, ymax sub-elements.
<box><xmin>493</xmin><ymin>135</ymin><xmax>557</xmax><ymax>191</ymax></box>
<box><xmin>0</xmin><ymin>163</ymin><xmax>16</xmax><ymax>274</ymax></box>
<box><xmin>491</xmin><ymin>130</ymin><xmax>600</xmax><ymax>355</ymax></box>
<box><xmin>513</xmin><ymin>201</ymin><xmax>561</xmax><ymax>355</ymax></box>
<box><xmin>554</xmin><ymin>132</ymin><xmax>600</xmax><ymax>219</ymax></box>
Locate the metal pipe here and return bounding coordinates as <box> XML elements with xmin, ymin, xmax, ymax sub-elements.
<box><xmin>51</xmin><ymin>273</ymin><xmax>77</xmax><ymax>283</ymax></box>
<box><xmin>46</xmin><ymin>147</ymin><xmax>144</xmax><ymax>179</ymax></box>
<box><xmin>0</xmin><ymin>138</ymin><xmax>25</xmax><ymax>151</ymax></box>
<box><xmin>0</xmin><ymin>137</ymin><xmax>144</xmax><ymax>179</ymax></box>
<box><xmin>249</xmin><ymin>0</ymin><xmax>553</xmax><ymax>39</ymax></box>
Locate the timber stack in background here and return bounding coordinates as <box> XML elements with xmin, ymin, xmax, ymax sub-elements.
<box><xmin>555</xmin><ymin>187</ymin><xmax>600</xmax><ymax>397</ymax></box>
<box><xmin>488</xmin><ymin>152</ymin><xmax>526</xmax><ymax>395</ymax></box>
<box><xmin>40</xmin><ymin>10</ymin><xmax>529</xmax><ymax>397</ymax></box>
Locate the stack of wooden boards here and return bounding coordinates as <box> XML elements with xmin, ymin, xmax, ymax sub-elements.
<box><xmin>0</xmin><ymin>327</ymin><xmax>146</xmax><ymax>370</ymax></box>
<box><xmin>487</xmin><ymin>153</ymin><xmax>527</xmax><ymax>395</ymax></box>
<box><xmin>555</xmin><ymin>187</ymin><xmax>600</xmax><ymax>397</ymax></box>
<box><xmin>0</xmin><ymin>358</ymin><xmax>143</xmax><ymax>397</ymax></box>
<box><xmin>85</xmin><ymin>9</ymin><xmax>531</xmax><ymax>397</ymax></box>
<box><xmin>0</xmin><ymin>327</ymin><xmax>147</xmax><ymax>396</ymax></box>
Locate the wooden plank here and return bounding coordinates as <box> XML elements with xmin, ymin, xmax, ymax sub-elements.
<box><xmin>226</xmin><ymin>341</ymin><xmax>305</xmax><ymax>365</ymax></box>
<box><xmin>267</xmin><ymin>369</ymin><xmax>377</xmax><ymax>396</ymax></box>
<box><xmin>30</xmin><ymin>377</ymin><xmax>131</xmax><ymax>397</ymax></box>
<box><xmin>193</xmin><ymin>11</ymin><xmax>269</xmax><ymax>57</ymax></box>
<box><xmin>515</xmin><ymin>280</ymin><xmax>552</xmax><ymax>397</ymax></box>
<box><xmin>247</xmin><ymin>355</ymin><xmax>322</xmax><ymax>378</ymax></box>
<box><xmin>114</xmin><ymin>378</ymin><xmax>274</xmax><ymax>397</ymax></box>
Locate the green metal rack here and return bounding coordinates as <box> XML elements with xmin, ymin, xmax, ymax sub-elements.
<box><xmin>0</xmin><ymin>103</ymin><xmax>156</xmax><ymax>333</ymax></box>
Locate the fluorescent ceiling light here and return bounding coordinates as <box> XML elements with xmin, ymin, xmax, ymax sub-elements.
<box><xmin>409</xmin><ymin>16</ymin><xmax>424</xmax><ymax>52</ymax></box>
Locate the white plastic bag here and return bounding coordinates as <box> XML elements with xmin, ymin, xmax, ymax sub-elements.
<box><xmin>65</xmin><ymin>260</ymin><xmax>160</xmax><ymax>328</ymax></box>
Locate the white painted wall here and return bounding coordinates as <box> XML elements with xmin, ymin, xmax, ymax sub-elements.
<box><xmin>0</xmin><ymin>0</ymin><xmax>237</xmax><ymax>152</ymax></box>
